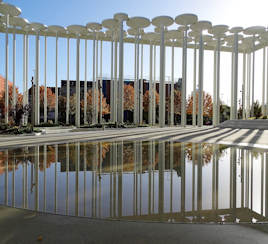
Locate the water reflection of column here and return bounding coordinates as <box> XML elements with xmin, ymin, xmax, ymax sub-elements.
<box><xmin>109</xmin><ymin>143</ymin><xmax>112</xmax><ymax>217</ymax></box>
<box><xmin>94</xmin><ymin>144</ymin><xmax>98</xmax><ymax>217</ymax></box>
<box><xmin>134</xmin><ymin>142</ymin><xmax>137</xmax><ymax>215</ymax></box>
<box><xmin>98</xmin><ymin>142</ymin><xmax>102</xmax><ymax>218</ymax></box>
<box><xmin>92</xmin><ymin>145</ymin><xmax>96</xmax><ymax>217</ymax></box>
<box><xmin>265</xmin><ymin>152</ymin><xmax>268</xmax><ymax>217</ymax></box>
<box><xmin>197</xmin><ymin>144</ymin><xmax>202</xmax><ymax>214</ymax></box>
<box><xmin>35</xmin><ymin>146</ymin><xmax>39</xmax><ymax>211</ymax></box>
<box><xmin>83</xmin><ymin>143</ymin><xmax>87</xmax><ymax>216</ymax></box>
<box><xmin>112</xmin><ymin>142</ymin><xmax>117</xmax><ymax>217</ymax></box>
<box><xmin>25</xmin><ymin>148</ymin><xmax>28</xmax><ymax>208</ymax></box>
<box><xmin>43</xmin><ymin>145</ymin><xmax>47</xmax><ymax>211</ymax></box>
<box><xmin>139</xmin><ymin>141</ymin><xmax>142</xmax><ymax>215</ymax></box>
<box><xmin>148</xmin><ymin>141</ymin><xmax>153</xmax><ymax>215</ymax></box>
<box><xmin>261</xmin><ymin>153</ymin><xmax>264</xmax><ymax>215</ymax></box>
<box><xmin>118</xmin><ymin>141</ymin><xmax>123</xmax><ymax>217</ymax></box>
<box><xmin>216</xmin><ymin>144</ymin><xmax>219</xmax><ymax>210</ymax></box>
<box><xmin>246</xmin><ymin>150</ymin><xmax>249</xmax><ymax>208</ymax></box>
<box><xmin>54</xmin><ymin>144</ymin><xmax>58</xmax><ymax>213</ymax></box>
<box><xmin>23</xmin><ymin>153</ymin><xmax>25</xmax><ymax>208</ymax></box>
<box><xmin>158</xmin><ymin>141</ymin><xmax>165</xmax><ymax>217</ymax></box>
<box><xmin>152</xmin><ymin>141</ymin><xmax>155</xmax><ymax>213</ymax></box>
<box><xmin>12</xmin><ymin>153</ymin><xmax>15</xmax><ymax>207</ymax></box>
<box><xmin>250</xmin><ymin>152</ymin><xmax>253</xmax><ymax>210</ymax></box>
<box><xmin>75</xmin><ymin>142</ymin><xmax>80</xmax><ymax>216</ymax></box>
<box><xmin>181</xmin><ymin>143</ymin><xmax>185</xmax><ymax>216</ymax></box>
<box><xmin>5</xmin><ymin>150</ymin><xmax>8</xmax><ymax>205</ymax></box>
<box><xmin>212</xmin><ymin>145</ymin><xmax>216</xmax><ymax>210</ymax></box>
<box><xmin>192</xmin><ymin>144</ymin><xmax>196</xmax><ymax>211</ymax></box>
<box><xmin>66</xmin><ymin>144</ymin><xmax>69</xmax><ymax>215</ymax></box>
<box><xmin>230</xmin><ymin>148</ymin><xmax>233</xmax><ymax>209</ymax></box>
<box><xmin>170</xmin><ymin>142</ymin><xmax>174</xmax><ymax>213</ymax></box>
<box><xmin>232</xmin><ymin>148</ymin><xmax>237</xmax><ymax>221</ymax></box>
<box><xmin>241</xmin><ymin>149</ymin><xmax>245</xmax><ymax>208</ymax></box>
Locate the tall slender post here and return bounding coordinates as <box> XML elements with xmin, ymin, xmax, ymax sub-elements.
<box><xmin>266</xmin><ymin>48</ymin><xmax>268</xmax><ymax>116</ymax></box>
<box><xmin>216</xmin><ymin>37</ymin><xmax>221</xmax><ymax>125</ymax></box>
<box><xmin>149</xmin><ymin>42</ymin><xmax>153</xmax><ymax>125</ymax></box>
<box><xmin>197</xmin><ymin>34</ymin><xmax>204</xmax><ymax>127</ymax></box>
<box><xmin>233</xmin><ymin>33</ymin><xmax>239</xmax><ymax>120</ymax></box>
<box><xmin>118</xmin><ymin>18</ymin><xmax>124</xmax><ymax>123</ymax></box>
<box><xmin>23</xmin><ymin>34</ymin><xmax>27</xmax><ymax>125</ymax></box>
<box><xmin>193</xmin><ymin>42</ymin><xmax>197</xmax><ymax>126</ymax></box>
<box><xmin>213</xmin><ymin>48</ymin><xmax>217</xmax><ymax>126</ymax></box>
<box><xmin>159</xmin><ymin>24</ymin><xmax>165</xmax><ymax>127</ymax></box>
<box><xmin>110</xmin><ymin>40</ymin><xmax>114</xmax><ymax>122</ymax></box>
<box><xmin>44</xmin><ymin>35</ymin><xmax>47</xmax><ymax>123</ymax></box>
<box><xmin>230</xmin><ymin>51</ymin><xmax>234</xmax><ymax>120</ymax></box>
<box><xmin>134</xmin><ymin>38</ymin><xmax>137</xmax><ymax>124</ymax></box>
<box><xmin>75</xmin><ymin>35</ymin><xmax>80</xmax><ymax>127</ymax></box>
<box><xmin>251</xmin><ymin>39</ymin><xmax>255</xmax><ymax>117</ymax></box>
<box><xmin>140</xmin><ymin>44</ymin><xmax>143</xmax><ymax>124</ymax></box>
<box><xmin>96</xmin><ymin>39</ymin><xmax>99</xmax><ymax>123</ymax></box>
<box><xmin>12</xmin><ymin>30</ymin><xmax>16</xmax><ymax>114</ymax></box>
<box><xmin>55</xmin><ymin>33</ymin><xmax>59</xmax><ymax>124</ymax></box>
<box><xmin>66</xmin><ymin>37</ymin><xmax>70</xmax><ymax>124</ymax></box>
<box><xmin>100</xmin><ymin>40</ymin><xmax>103</xmax><ymax>123</ymax></box>
<box><xmin>153</xmin><ymin>45</ymin><xmax>156</xmax><ymax>125</ymax></box>
<box><xmin>84</xmin><ymin>39</ymin><xmax>88</xmax><ymax>124</ymax></box>
<box><xmin>114</xmin><ymin>40</ymin><xmax>117</xmax><ymax>123</ymax></box>
<box><xmin>170</xmin><ymin>42</ymin><xmax>174</xmax><ymax>126</ymax></box>
<box><xmin>35</xmin><ymin>31</ymin><xmax>40</xmax><ymax>125</ymax></box>
<box><xmin>92</xmin><ymin>35</ymin><xmax>96</xmax><ymax>124</ymax></box>
<box><xmin>181</xmin><ymin>27</ymin><xmax>187</xmax><ymax>127</ymax></box>
<box><xmin>262</xmin><ymin>47</ymin><xmax>266</xmax><ymax>115</ymax></box>
<box><xmin>5</xmin><ymin>15</ymin><xmax>9</xmax><ymax>124</ymax></box>
<box><xmin>242</xmin><ymin>52</ymin><xmax>246</xmax><ymax>119</ymax></box>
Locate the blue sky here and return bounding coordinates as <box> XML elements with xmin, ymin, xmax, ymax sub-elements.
<box><xmin>0</xmin><ymin>0</ymin><xmax>268</xmax><ymax>105</ymax></box>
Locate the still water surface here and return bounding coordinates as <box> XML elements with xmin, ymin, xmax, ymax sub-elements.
<box><xmin>0</xmin><ymin>141</ymin><xmax>267</xmax><ymax>223</ymax></box>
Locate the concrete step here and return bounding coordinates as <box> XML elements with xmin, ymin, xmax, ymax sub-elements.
<box><xmin>218</xmin><ymin>120</ymin><xmax>268</xmax><ymax>130</ymax></box>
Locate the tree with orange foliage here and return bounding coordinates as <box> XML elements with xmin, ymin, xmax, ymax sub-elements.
<box><xmin>186</xmin><ymin>91</ymin><xmax>213</xmax><ymax>118</ymax></box>
<box><xmin>124</xmin><ymin>84</ymin><xmax>134</xmax><ymax>111</ymax></box>
<box><xmin>0</xmin><ymin>83</ymin><xmax>23</xmax><ymax>123</ymax></box>
<box><xmin>143</xmin><ymin>90</ymin><xmax>160</xmax><ymax>112</ymax></box>
<box><xmin>39</xmin><ymin>86</ymin><xmax>56</xmax><ymax>112</ymax></box>
<box><xmin>80</xmin><ymin>89</ymin><xmax>110</xmax><ymax>122</ymax></box>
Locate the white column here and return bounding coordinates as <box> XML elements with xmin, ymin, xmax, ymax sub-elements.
<box><xmin>251</xmin><ymin>39</ymin><xmax>255</xmax><ymax>117</ymax></box>
<box><xmin>135</xmin><ymin>38</ymin><xmax>140</xmax><ymax>125</ymax></box>
<box><xmin>193</xmin><ymin>42</ymin><xmax>197</xmax><ymax>126</ymax></box>
<box><xmin>35</xmin><ymin>31</ymin><xmax>40</xmax><ymax>125</ymax></box>
<box><xmin>110</xmin><ymin>40</ymin><xmax>114</xmax><ymax>122</ymax></box>
<box><xmin>242</xmin><ymin>52</ymin><xmax>246</xmax><ymax>119</ymax></box>
<box><xmin>100</xmin><ymin>40</ymin><xmax>103</xmax><ymax>123</ymax></box>
<box><xmin>96</xmin><ymin>40</ymin><xmax>99</xmax><ymax>123</ymax></box>
<box><xmin>84</xmin><ymin>39</ymin><xmax>87</xmax><ymax>124</ymax></box>
<box><xmin>153</xmin><ymin>44</ymin><xmax>156</xmax><ymax>125</ymax></box>
<box><xmin>233</xmin><ymin>33</ymin><xmax>239</xmax><ymax>120</ymax></box>
<box><xmin>23</xmin><ymin>34</ymin><xmax>27</xmax><ymax>125</ymax></box>
<box><xmin>213</xmin><ymin>48</ymin><xmax>217</xmax><ymax>126</ymax></box>
<box><xmin>55</xmin><ymin>34</ymin><xmax>59</xmax><ymax>124</ymax></box>
<box><xmin>262</xmin><ymin>47</ymin><xmax>266</xmax><ymax>115</ymax></box>
<box><xmin>266</xmin><ymin>48</ymin><xmax>268</xmax><ymax>116</ymax></box>
<box><xmin>26</xmin><ymin>34</ymin><xmax>29</xmax><ymax>111</ymax></box>
<box><xmin>114</xmin><ymin>41</ymin><xmax>118</xmax><ymax>123</ymax></box>
<box><xmin>197</xmin><ymin>34</ymin><xmax>204</xmax><ymax>127</ymax></box>
<box><xmin>140</xmin><ymin>44</ymin><xmax>143</xmax><ymax>124</ymax></box>
<box><xmin>181</xmin><ymin>28</ymin><xmax>187</xmax><ymax>127</ymax></box>
<box><xmin>5</xmin><ymin>15</ymin><xmax>9</xmax><ymax>124</ymax></box>
<box><xmin>44</xmin><ymin>36</ymin><xmax>47</xmax><ymax>123</ymax></box>
<box><xmin>75</xmin><ymin>35</ymin><xmax>80</xmax><ymax>127</ymax></box>
<box><xmin>92</xmin><ymin>36</ymin><xmax>96</xmax><ymax>124</ymax></box>
<box><xmin>149</xmin><ymin>43</ymin><xmax>153</xmax><ymax>125</ymax></box>
<box><xmin>159</xmin><ymin>25</ymin><xmax>165</xmax><ymax>127</ymax></box>
<box><xmin>134</xmin><ymin>39</ymin><xmax>137</xmax><ymax>124</ymax></box>
<box><xmin>12</xmin><ymin>30</ymin><xmax>16</xmax><ymax>113</ymax></box>
<box><xmin>66</xmin><ymin>37</ymin><xmax>70</xmax><ymax>125</ymax></box>
<box><xmin>246</xmin><ymin>52</ymin><xmax>251</xmax><ymax>118</ymax></box>
<box><xmin>118</xmin><ymin>19</ymin><xmax>124</xmax><ymax>124</ymax></box>
<box><xmin>216</xmin><ymin>38</ymin><xmax>221</xmax><ymax>125</ymax></box>
<box><xmin>170</xmin><ymin>42</ymin><xmax>174</xmax><ymax>126</ymax></box>
<box><xmin>230</xmin><ymin>51</ymin><xmax>234</xmax><ymax>120</ymax></box>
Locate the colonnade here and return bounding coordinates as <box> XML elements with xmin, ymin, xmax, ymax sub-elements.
<box><xmin>1</xmin><ymin>2</ymin><xmax>268</xmax><ymax>127</ymax></box>
<box><xmin>1</xmin><ymin>142</ymin><xmax>268</xmax><ymax>222</ymax></box>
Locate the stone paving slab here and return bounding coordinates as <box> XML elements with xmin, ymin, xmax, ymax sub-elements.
<box><xmin>0</xmin><ymin>206</ymin><xmax>268</xmax><ymax>244</ymax></box>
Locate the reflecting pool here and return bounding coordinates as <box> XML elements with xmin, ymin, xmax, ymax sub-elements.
<box><xmin>0</xmin><ymin>141</ymin><xmax>267</xmax><ymax>223</ymax></box>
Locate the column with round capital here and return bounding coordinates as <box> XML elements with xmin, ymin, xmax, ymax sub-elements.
<box><xmin>0</xmin><ymin>3</ymin><xmax>21</xmax><ymax>124</ymax></box>
<box><xmin>230</xmin><ymin>27</ymin><xmax>243</xmax><ymax>120</ymax></box>
<box><xmin>191</xmin><ymin>21</ymin><xmax>212</xmax><ymax>127</ymax></box>
<box><xmin>127</xmin><ymin>17</ymin><xmax>150</xmax><ymax>125</ymax></box>
<box><xmin>244</xmin><ymin>26</ymin><xmax>266</xmax><ymax>117</ymax></box>
<box><xmin>86</xmin><ymin>22</ymin><xmax>102</xmax><ymax>124</ymax></box>
<box><xmin>114</xmin><ymin>13</ymin><xmax>128</xmax><ymax>124</ymax></box>
<box><xmin>102</xmin><ymin>19</ymin><xmax>119</xmax><ymax>123</ymax></box>
<box><xmin>47</xmin><ymin>25</ymin><xmax>66</xmax><ymax>124</ymax></box>
<box><xmin>67</xmin><ymin>25</ymin><xmax>87</xmax><ymax>127</ymax></box>
<box><xmin>152</xmin><ymin>16</ymin><xmax>174</xmax><ymax>128</ymax></box>
<box><xmin>175</xmin><ymin>14</ymin><xmax>198</xmax><ymax>127</ymax></box>
<box><xmin>210</xmin><ymin>25</ymin><xmax>229</xmax><ymax>125</ymax></box>
<box><xmin>30</xmin><ymin>22</ymin><xmax>47</xmax><ymax>126</ymax></box>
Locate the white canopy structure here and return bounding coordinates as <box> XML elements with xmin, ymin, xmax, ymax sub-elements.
<box><xmin>0</xmin><ymin>0</ymin><xmax>267</xmax><ymax>127</ymax></box>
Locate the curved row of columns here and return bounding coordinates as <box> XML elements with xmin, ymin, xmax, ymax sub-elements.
<box><xmin>1</xmin><ymin>2</ymin><xmax>268</xmax><ymax>127</ymax></box>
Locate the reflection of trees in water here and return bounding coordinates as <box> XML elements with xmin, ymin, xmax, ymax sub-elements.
<box><xmin>0</xmin><ymin>141</ymin><xmax>237</xmax><ymax>175</ymax></box>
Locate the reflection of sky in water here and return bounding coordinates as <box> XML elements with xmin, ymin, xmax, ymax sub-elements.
<box><xmin>0</xmin><ymin>141</ymin><xmax>267</xmax><ymax>223</ymax></box>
